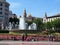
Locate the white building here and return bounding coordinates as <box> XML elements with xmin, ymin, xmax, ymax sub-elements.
<box><xmin>0</xmin><ymin>0</ymin><xmax>10</xmax><ymax>29</ymax></box>
<box><xmin>43</xmin><ymin>13</ymin><xmax>60</xmax><ymax>23</ymax></box>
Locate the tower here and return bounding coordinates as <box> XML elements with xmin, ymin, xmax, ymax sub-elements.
<box><xmin>45</xmin><ymin>12</ymin><xmax>47</xmax><ymax>18</ymax></box>
<box><xmin>24</xmin><ymin>9</ymin><xmax>27</xmax><ymax>18</ymax></box>
<box><xmin>43</xmin><ymin>12</ymin><xmax>47</xmax><ymax>23</ymax></box>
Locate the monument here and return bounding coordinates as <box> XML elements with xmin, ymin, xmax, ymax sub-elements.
<box><xmin>25</xmin><ymin>23</ymin><xmax>28</xmax><ymax>29</ymax></box>
<box><xmin>28</xmin><ymin>23</ymin><xmax>37</xmax><ymax>30</ymax></box>
<box><xmin>9</xmin><ymin>22</ymin><xmax>12</xmax><ymax>30</ymax></box>
<box><xmin>32</xmin><ymin>23</ymin><xmax>37</xmax><ymax>30</ymax></box>
<box><xmin>19</xmin><ymin>16</ymin><xmax>26</xmax><ymax>30</ymax></box>
<box><xmin>7</xmin><ymin>16</ymin><xmax>37</xmax><ymax>30</ymax></box>
<box><xmin>28</xmin><ymin>25</ymin><xmax>32</xmax><ymax>30</ymax></box>
<box><xmin>7</xmin><ymin>9</ymin><xmax>37</xmax><ymax>30</ymax></box>
<box><xmin>18</xmin><ymin>16</ymin><xmax>37</xmax><ymax>30</ymax></box>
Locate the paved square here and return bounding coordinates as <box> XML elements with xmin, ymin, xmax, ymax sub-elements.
<box><xmin>0</xmin><ymin>41</ymin><xmax>60</xmax><ymax>45</ymax></box>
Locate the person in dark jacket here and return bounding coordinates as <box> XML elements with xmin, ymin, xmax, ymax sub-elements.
<box><xmin>22</xmin><ymin>34</ymin><xmax>24</xmax><ymax>41</ymax></box>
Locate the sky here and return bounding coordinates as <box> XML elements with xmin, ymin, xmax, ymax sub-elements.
<box><xmin>7</xmin><ymin>0</ymin><xmax>60</xmax><ymax>18</ymax></box>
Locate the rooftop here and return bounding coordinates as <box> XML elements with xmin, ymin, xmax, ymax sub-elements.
<box><xmin>46</xmin><ymin>14</ymin><xmax>60</xmax><ymax>18</ymax></box>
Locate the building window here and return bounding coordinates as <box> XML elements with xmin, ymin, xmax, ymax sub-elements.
<box><xmin>5</xmin><ymin>9</ymin><xmax>8</xmax><ymax>12</ymax></box>
<box><xmin>0</xmin><ymin>12</ymin><xmax>2</xmax><ymax>14</ymax></box>
<box><xmin>0</xmin><ymin>8</ymin><xmax>2</xmax><ymax>10</ymax></box>
<box><xmin>0</xmin><ymin>3</ymin><xmax>2</xmax><ymax>6</ymax></box>
<box><xmin>5</xmin><ymin>13</ymin><xmax>8</xmax><ymax>15</ymax></box>
<box><xmin>0</xmin><ymin>16</ymin><xmax>3</xmax><ymax>19</ymax></box>
<box><xmin>5</xmin><ymin>4</ymin><xmax>8</xmax><ymax>8</ymax></box>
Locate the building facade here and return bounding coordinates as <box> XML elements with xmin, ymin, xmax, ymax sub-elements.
<box><xmin>9</xmin><ymin>11</ymin><xmax>17</xmax><ymax>18</ymax></box>
<box><xmin>43</xmin><ymin>13</ymin><xmax>60</xmax><ymax>23</ymax></box>
<box><xmin>0</xmin><ymin>0</ymin><xmax>10</xmax><ymax>29</ymax></box>
<box><xmin>23</xmin><ymin>9</ymin><xmax>42</xmax><ymax>22</ymax></box>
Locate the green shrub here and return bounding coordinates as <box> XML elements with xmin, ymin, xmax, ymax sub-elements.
<box><xmin>0</xmin><ymin>30</ymin><xmax>9</xmax><ymax>33</ymax></box>
<box><xmin>52</xmin><ymin>33</ymin><xmax>60</xmax><ymax>36</ymax></box>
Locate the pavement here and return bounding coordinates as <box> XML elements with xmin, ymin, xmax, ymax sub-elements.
<box><xmin>0</xmin><ymin>41</ymin><xmax>60</xmax><ymax>45</ymax></box>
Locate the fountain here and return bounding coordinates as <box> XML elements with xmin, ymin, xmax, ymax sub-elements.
<box><xmin>7</xmin><ymin>16</ymin><xmax>37</xmax><ymax>30</ymax></box>
<box><xmin>18</xmin><ymin>16</ymin><xmax>37</xmax><ymax>30</ymax></box>
<box><xmin>28</xmin><ymin>25</ymin><xmax>32</xmax><ymax>30</ymax></box>
<box><xmin>28</xmin><ymin>23</ymin><xmax>37</xmax><ymax>30</ymax></box>
<box><xmin>19</xmin><ymin>16</ymin><xmax>26</xmax><ymax>30</ymax></box>
<box><xmin>9</xmin><ymin>22</ymin><xmax>12</xmax><ymax>30</ymax></box>
<box><xmin>32</xmin><ymin>23</ymin><xmax>37</xmax><ymax>30</ymax></box>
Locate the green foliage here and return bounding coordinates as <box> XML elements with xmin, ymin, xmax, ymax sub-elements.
<box><xmin>53</xmin><ymin>18</ymin><xmax>60</xmax><ymax>27</ymax></box>
<box><xmin>25</xmin><ymin>20</ymin><xmax>33</xmax><ymax>26</ymax></box>
<box><xmin>9</xmin><ymin>17</ymin><xmax>19</xmax><ymax>24</ymax></box>
<box><xmin>34</xmin><ymin>18</ymin><xmax>43</xmax><ymax>30</ymax></box>
<box><xmin>47</xmin><ymin>30</ymin><xmax>55</xmax><ymax>35</ymax></box>
<box><xmin>13</xmin><ymin>17</ymin><xmax>19</xmax><ymax>24</ymax></box>
<box><xmin>0</xmin><ymin>30</ymin><xmax>9</xmax><ymax>33</ymax></box>
<box><xmin>43</xmin><ymin>18</ymin><xmax>60</xmax><ymax>34</ymax></box>
<box><xmin>52</xmin><ymin>18</ymin><xmax>60</xmax><ymax>33</ymax></box>
<box><xmin>52</xmin><ymin>33</ymin><xmax>60</xmax><ymax>36</ymax></box>
<box><xmin>9</xmin><ymin>17</ymin><xmax>13</xmax><ymax>23</ymax></box>
<box><xmin>46</xmin><ymin>22</ymin><xmax>52</xmax><ymax>29</ymax></box>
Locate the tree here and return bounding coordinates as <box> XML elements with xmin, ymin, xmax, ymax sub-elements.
<box><xmin>43</xmin><ymin>21</ymin><xmax>55</xmax><ymax>34</ymax></box>
<box><xmin>34</xmin><ymin>18</ymin><xmax>43</xmax><ymax>30</ymax></box>
<box><xmin>53</xmin><ymin>18</ymin><xmax>60</xmax><ymax>33</ymax></box>
<box><xmin>13</xmin><ymin>17</ymin><xmax>19</xmax><ymax>24</ymax></box>
<box><xmin>25</xmin><ymin>20</ymin><xmax>33</xmax><ymax>26</ymax></box>
<box><xmin>46</xmin><ymin>22</ymin><xmax>52</xmax><ymax>30</ymax></box>
<box><xmin>9</xmin><ymin>17</ymin><xmax>19</xmax><ymax>24</ymax></box>
<box><xmin>41</xmin><ymin>18</ymin><xmax>60</xmax><ymax>34</ymax></box>
<box><xmin>9</xmin><ymin>17</ymin><xmax>14</xmax><ymax>23</ymax></box>
<box><xmin>42</xmin><ymin>22</ymin><xmax>47</xmax><ymax>30</ymax></box>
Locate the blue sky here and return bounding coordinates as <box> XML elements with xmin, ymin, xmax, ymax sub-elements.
<box><xmin>7</xmin><ymin>0</ymin><xmax>60</xmax><ymax>18</ymax></box>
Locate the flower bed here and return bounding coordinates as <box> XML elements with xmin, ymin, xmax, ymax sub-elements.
<box><xmin>0</xmin><ymin>34</ymin><xmax>60</xmax><ymax>41</ymax></box>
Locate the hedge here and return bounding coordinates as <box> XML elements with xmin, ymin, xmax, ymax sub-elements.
<box><xmin>0</xmin><ymin>30</ymin><xmax>9</xmax><ymax>33</ymax></box>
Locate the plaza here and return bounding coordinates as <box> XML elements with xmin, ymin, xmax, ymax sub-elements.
<box><xmin>0</xmin><ymin>0</ymin><xmax>60</xmax><ymax>45</ymax></box>
<box><xmin>0</xmin><ymin>41</ymin><xmax>60</xmax><ymax>45</ymax></box>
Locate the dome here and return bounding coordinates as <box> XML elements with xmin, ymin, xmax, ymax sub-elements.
<box><xmin>28</xmin><ymin>14</ymin><xmax>32</xmax><ymax>17</ymax></box>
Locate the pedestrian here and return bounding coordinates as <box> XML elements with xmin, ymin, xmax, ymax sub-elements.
<box><xmin>22</xmin><ymin>34</ymin><xmax>24</xmax><ymax>41</ymax></box>
<box><xmin>48</xmin><ymin>35</ymin><xmax>51</xmax><ymax>41</ymax></box>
